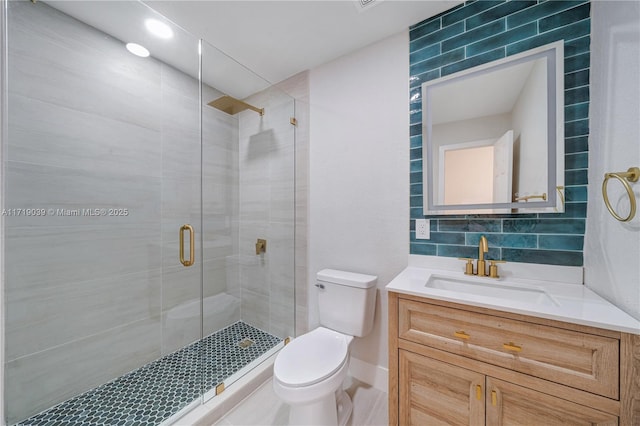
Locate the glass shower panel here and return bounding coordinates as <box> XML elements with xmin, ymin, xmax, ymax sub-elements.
<box><xmin>3</xmin><ymin>1</ymin><xmax>203</xmax><ymax>424</ymax></box>
<box><xmin>199</xmin><ymin>40</ymin><xmax>296</xmax><ymax>401</ymax></box>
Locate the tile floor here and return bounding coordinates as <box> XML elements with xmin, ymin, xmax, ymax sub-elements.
<box><xmin>16</xmin><ymin>322</ymin><xmax>281</xmax><ymax>426</ymax></box>
<box><xmin>215</xmin><ymin>376</ymin><xmax>388</xmax><ymax>426</ymax></box>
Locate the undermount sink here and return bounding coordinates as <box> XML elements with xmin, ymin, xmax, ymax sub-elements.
<box><xmin>425</xmin><ymin>274</ymin><xmax>560</xmax><ymax>306</ymax></box>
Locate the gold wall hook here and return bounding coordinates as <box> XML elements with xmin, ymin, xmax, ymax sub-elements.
<box><xmin>255</xmin><ymin>238</ymin><xmax>266</xmax><ymax>255</ymax></box>
<box><xmin>602</xmin><ymin>167</ymin><xmax>639</xmax><ymax>222</ymax></box>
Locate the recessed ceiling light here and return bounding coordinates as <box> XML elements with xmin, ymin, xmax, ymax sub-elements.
<box><xmin>145</xmin><ymin>19</ymin><xmax>173</xmax><ymax>39</ymax></box>
<box><xmin>126</xmin><ymin>43</ymin><xmax>150</xmax><ymax>58</ymax></box>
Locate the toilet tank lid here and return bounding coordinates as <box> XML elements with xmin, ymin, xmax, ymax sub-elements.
<box><xmin>317</xmin><ymin>269</ymin><xmax>377</xmax><ymax>288</ymax></box>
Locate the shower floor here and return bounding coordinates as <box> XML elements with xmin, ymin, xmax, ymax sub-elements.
<box><xmin>16</xmin><ymin>321</ymin><xmax>282</xmax><ymax>426</ymax></box>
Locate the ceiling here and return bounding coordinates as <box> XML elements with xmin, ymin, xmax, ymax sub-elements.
<box><xmin>48</xmin><ymin>0</ymin><xmax>461</xmax><ymax>98</ymax></box>
<box><xmin>144</xmin><ymin>0</ymin><xmax>461</xmax><ymax>85</ymax></box>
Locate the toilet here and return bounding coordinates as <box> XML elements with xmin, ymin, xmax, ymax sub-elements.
<box><xmin>273</xmin><ymin>269</ymin><xmax>377</xmax><ymax>426</ymax></box>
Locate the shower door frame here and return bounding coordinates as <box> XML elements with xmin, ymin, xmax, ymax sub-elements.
<box><xmin>0</xmin><ymin>0</ymin><xmax>7</xmax><ymax>423</ymax></box>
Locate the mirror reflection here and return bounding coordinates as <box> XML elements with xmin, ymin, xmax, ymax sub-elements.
<box><xmin>423</xmin><ymin>42</ymin><xmax>564</xmax><ymax>215</ymax></box>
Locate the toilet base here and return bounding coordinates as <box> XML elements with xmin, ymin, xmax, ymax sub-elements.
<box><xmin>288</xmin><ymin>394</ymin><xmax>336</xmax><ymax>425</ymax></box>
<box><xmin>287</xmin><ymin>387</ymin><xmax>352</xmax><ymax>426</ymax></box>
<box><xmin>336</xmin><ymin>388</ymin><xmax>353</xmax><ymax>426</ymax></box>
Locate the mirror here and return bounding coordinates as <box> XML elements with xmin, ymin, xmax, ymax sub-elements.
<box><xmin>422</xmin><ymin>41</ymin><xmax>564</xmax><ymax>215</ymax></box>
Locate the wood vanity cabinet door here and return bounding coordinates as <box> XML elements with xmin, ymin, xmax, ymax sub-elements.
<box><xmin>399</xmin><ymin>350</ymin><xmax>485</xmax><ymax>425</ymax></box>
<box><xmin>485</xmin><ymin>377</ymin><xmax>619</xmax><ymax>426</ymax></box>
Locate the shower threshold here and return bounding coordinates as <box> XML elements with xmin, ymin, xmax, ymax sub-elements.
<box><xmin>15</xmin><ymin>321</ymin><xmax>282</xmax><ymax>426</ymax></box>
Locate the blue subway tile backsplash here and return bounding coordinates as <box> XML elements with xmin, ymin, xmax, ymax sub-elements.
<box><xmin>538</xmin><ymin>3</ymin><xmax>591</xmax><ymax>32</ymax></box>
<box><xmin>442</xmin><ymin>47</ymin><xmax>506</xmax><ymax>76</ymax></box>
<box><xmin>464</xmin><ymin>22</ymin><xmax>537</xmax><ymax>57</ymax></box>
<box><xmin>506</xmin><ymin>1</ymin><xmax>585</xmax><ymax>29</ymax></box>
<box><xmin>409</xmin><ymin>0</ymin><xmax>590</xmax><ymax>266</ymax></box>
<box><xmin>442</xmin><ymin>19</ymin><xmax>507</xmax><ymax>52</ymax></box>
<box><xmin>565</xmin><ymin>103</ymin><xmax>589</xmax><ymax>121</ymax></box>
<box><xmin>467</xmin><ymin>1</ymin><xmax>537</xmax><ymax>29</ymax></box>
<box><xmin>441</xmin><ymin>1</ymin><xmax>504</xmax><ymax>27</ymax></box>
<box><xmin>502</xmin><ymin>248</ymin><xmax>583</xmax><ymax>266</ymax></box>
<box><xmin>566</xmin><ymin>136</ymin><xmax>588</xmax><ymax>153</ymax></box>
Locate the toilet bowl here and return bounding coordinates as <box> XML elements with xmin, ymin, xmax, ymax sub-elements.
<box><xmin>273</xmin><ymin>327</ymin><xmax>354</xmax><ymax>425</ymax></box>
<box><xmin>273</xmin><ymin>269</ymin><xmax>377</xmax><ymax>426</ymax></box>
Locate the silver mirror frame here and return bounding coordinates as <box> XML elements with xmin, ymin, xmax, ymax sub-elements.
<box><xmin>422</xmin><ymin>41</ymin><xmax>565</xmax><ymax>215</ymax></box>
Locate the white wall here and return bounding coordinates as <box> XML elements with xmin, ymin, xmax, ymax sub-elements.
<box><xmin>308</xmin><ymin>31</ymin><xmax>410</xmax><ymax>377</ymax></box>
<box><xmin>585</xmin><ymin>1</ymin><xmax>640</xmax><ymax>320</ymax></box>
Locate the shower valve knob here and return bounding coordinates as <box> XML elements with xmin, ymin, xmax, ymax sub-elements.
<box><xmin>255</xmin><ymin>238</ymin><xmax>267</xmax><ymax>255</ymax></box>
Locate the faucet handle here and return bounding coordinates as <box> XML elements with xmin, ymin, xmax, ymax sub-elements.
<box><xmin>488</xmin><ymin>260</ymin><xmax>506</xmax><ymax>278</ymax></box>
<box><xmin>458</xmin><ymin>258</ymin><xmax>475</xmax><ymax>275</ymax></box>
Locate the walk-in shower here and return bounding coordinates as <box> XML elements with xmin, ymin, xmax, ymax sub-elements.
<box><xmin>1</xmin><ymin>1</ymin><xmax>295</xmax><ymax>424</ymax></box>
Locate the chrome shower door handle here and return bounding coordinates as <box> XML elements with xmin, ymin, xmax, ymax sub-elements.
<box><xmin>179</xmin><ymin>224</ymin><xmax>195</xmax><ymax>267</ymax></box>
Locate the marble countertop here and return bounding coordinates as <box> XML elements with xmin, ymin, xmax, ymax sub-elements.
<box><xmin>386</xmin><ymin>263</ymin><xmax>640</xmax><ymax>335</ymax></box>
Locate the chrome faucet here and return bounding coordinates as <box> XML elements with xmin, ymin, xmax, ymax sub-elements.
<box><xmin>477</xmin><ymin>235</ymin><xmax>488</xmax><ymax>276</ymax></box>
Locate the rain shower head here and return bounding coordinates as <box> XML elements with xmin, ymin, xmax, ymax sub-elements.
<box><xmin>207</xmin><ymin>95</ymin><xmax>264</xmax><ymax>116</ymax></box>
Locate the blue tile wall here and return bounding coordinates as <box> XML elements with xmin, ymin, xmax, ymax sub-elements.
<box><xmin>409</xmin><ymin>0</ymin><xmax>590</xmax><ymax>266</ymax></box>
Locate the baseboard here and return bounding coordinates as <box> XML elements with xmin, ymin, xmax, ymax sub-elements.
<box><xmin>348</xmin><ymin>357</ymin><xmax>388</xmax><ymax>393</ymax></box>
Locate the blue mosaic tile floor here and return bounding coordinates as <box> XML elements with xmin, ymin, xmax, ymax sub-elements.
<box><xmin>16</xmin><ymin>321</ymin><xmax>282</xmax><ymax>426</ymax></box>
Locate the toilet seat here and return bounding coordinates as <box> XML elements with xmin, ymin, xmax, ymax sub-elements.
<box><xmin>274</xmin><ymin>327</ymin><xmax>351</xmax><ymax>387</ymax></box>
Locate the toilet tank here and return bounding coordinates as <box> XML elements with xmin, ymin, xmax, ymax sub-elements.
<box><xmin>316</xmin><ymin>269</ymin><xmax>377</xmax><ymax>337</ymax></box>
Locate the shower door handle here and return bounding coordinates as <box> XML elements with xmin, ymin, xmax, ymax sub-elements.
<box><xmin>179</xmin><ymin>224</ymin><xmax>195</xmax><ymax>267</ymax></box>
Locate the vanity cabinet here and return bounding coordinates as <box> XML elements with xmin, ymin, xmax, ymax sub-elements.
<box><xmin>389</xmin><ymin>292</ymin><xmax>640</xmax><ymax>425</ymax></box>
<box><xmin>399</xmin><ymin>350</ymin><xmax>618</xmax><ymax>425</ymax></box>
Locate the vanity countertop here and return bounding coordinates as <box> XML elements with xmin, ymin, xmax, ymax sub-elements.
<box><xmin>387</xmin><ymin>264</ymin><xmax>640</xmax><ymax>335</ymax></box>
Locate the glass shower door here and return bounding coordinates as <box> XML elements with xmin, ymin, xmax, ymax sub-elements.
<box><xmin>2</xmin><ymin>1</ymin><xmax>204</xmax><ymax>424</ymax></box>
<box><xmin>199</xmin><ymin>40</ymin><xmax>296</xmax><ymax>402</ymax></box>
<box><xmin>3</xmin><ymin>1</ymin><xmax>297</xmax><ymax>423</ymax></box>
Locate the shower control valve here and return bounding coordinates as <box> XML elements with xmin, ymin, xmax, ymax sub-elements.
<box><xmin>255</xmin><ymin>238</ymin><xmax>267</xmax><ymax>255</ymax></box>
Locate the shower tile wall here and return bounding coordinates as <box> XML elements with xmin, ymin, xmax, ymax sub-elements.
<box><xmin>234</xmin><ymin>88</ymin><xmax>296</xmax><ymax>340</ymax></box>
<box><xmin>4</xmin><ymin>2</ymin><xmax>236</xmax><ymax>423</ymax></box>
